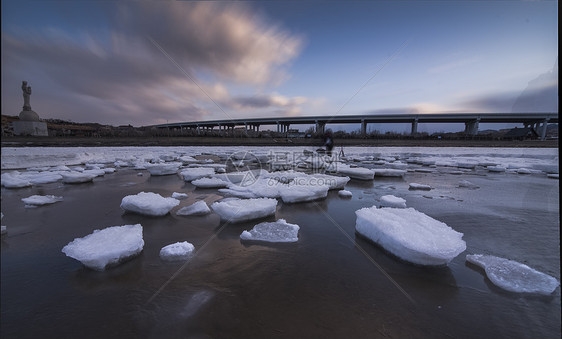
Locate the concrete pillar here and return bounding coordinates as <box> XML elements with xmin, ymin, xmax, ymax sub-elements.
<box><xmin>539</xmin><ymin>119</ymin><xmax>548</xmax><ymax>140</ymax></box>
<box><xmin>411</xmin><ymin>118</ymin><xmax>418</xmax><ymax>135</ymax></box>
<box><xmin>196</xmin><ymin>124</ymin><xmax>200</xmax><ymax>135</ymax></box>
<box><xmin>464</xmin><ymin>118</ymin><xmax>480</xmax><ymax>135</ymax></box>
<box><xmin>315</xmin><ymin>121</ymin><xmax>325</xmax><ymax>134</ymax></box>
<box><xmin>244</xmin><ymin>123</ymin><xmax>248</xmax><ymax>132</ymax></box>
<box><xmin>360</xmin><ymin>119</ymin><xmax>366</xmax><ymax>136</ymax></box>
<box><xmin>277</xmin><ymin>122</ymin><xmax>280</xmax><ymax>133</ymax></box>
<box><xmin>257</xmin><ymin>125</ymin><xmax>260</xmax><ymax>132</ymax></box>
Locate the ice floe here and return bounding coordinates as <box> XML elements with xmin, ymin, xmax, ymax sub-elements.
<box><xmin>331</xmin><ymin>163</ymin><xmax>375</xmax><ymax>180</ymax></box>
<box><xmin>355</xmin><ymin>206</ymin><xmax>466</xmax><ymax>266</ymax></box>
<box><xmin>176</xmin><ymin>201</ymin><xmax>211</xmax><ymax>216</ymax></box>
<box><xmin>21</xmin><ymin>195</ymin><xmax>63</xmax><ymax>206</ymax></box>
<box><xmin>62</xmin><ymin>224</ymin><xmax>144</xmax><ymax>271</ymax></box>
<box><xmin>191</xmin><ymin>177</ymin><xmax>229</xmax><ymax>188</ymax></box>
<box><xmin>120</xmin><ymin>192</ymin><xmax>180</xmax><ymax>216</ymax></box>
<box><xmin>61</xmin><ymin>172</ymin><xmax>96</xmax><ymax>184</ymax></box>
<box><xmin>338</xmin><ymin>190</ymin><xmax>353</xmax><ymax>198</ymax></box>
<box><xmin>179</xmin><ymin>167</ymin><xmax>215</xmax><ymax>182</ymax></box>
<box><xmin>146</xmin><ymin>162</ymin><xmax>181</xmax><ymax>176</ymax></box>
<box><xmin>278</xmin><ymin>184</ymin><xmax>329</xmax><ymax>203</ymax></box>
<box><xmin>487</xmin><ymin>165</ymin><xmax>506</xmax><ymax>173</ymax></box>
<box><xmin>1</xmin><ymin>172</ymin><xmax>32</xmax><ymax>188</ymax></box>
<box><xmin>240</xmin><ymin>219</ymin><xmax>300</xmax><ymax>243</ymax></box>
<box><xmin>458</xmin><ymin>180</ymin><xmax>479</xmax><ymax>189</ymax></box>
<box><xmin>160</xmin><ymin>241</ymin><xmax>195</xmax><ymax>261</ymax></box>
<box><xmin>211</xmin><ymin>198</ymin><xmax>277</xmax><ymax>223</ymax></box>
<box><xmin>409</xmin><ymin>183</ymin><xmax>432</xmax><ymax>190</ymax></box>
<box><xmin>374</xmin><ymin>169</ymin><xmax>406</xmax><ymax>177</ymax></box>
<box><xmin>466</xmin><ymin>254</ymin><xmax>560</xmax><ymax>295</ymax></box>
<box><xmin>172</xmin><ymin>192</ymin><xmax>188</xmax><ymax>199</ymax></box>
<box><xmin>380</xmin><ymin>195</ymin><xmax>406</xmax><ymax>208</ymax></box>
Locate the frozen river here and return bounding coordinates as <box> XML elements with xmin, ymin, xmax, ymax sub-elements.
<box><xmin>1</xmin><ymin>146</ymin><xmax>560</xmax><ymax>338</ymax></box>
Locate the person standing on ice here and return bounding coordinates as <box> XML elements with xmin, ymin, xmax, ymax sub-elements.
<box><xmin>323</xmin><ymin>129</ymin><xmax>334</xmax><ymax>156</ymax></box>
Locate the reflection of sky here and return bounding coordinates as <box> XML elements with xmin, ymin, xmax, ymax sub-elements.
<box><xmin>1</xmin><ymin>1</ymin><xmax>558</xmax><ymax>131</ymax></box>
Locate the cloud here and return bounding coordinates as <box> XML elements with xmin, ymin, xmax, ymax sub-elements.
<box><xmin>1</xmin><ymin>2</ymin><xmax>305</xmax><ymax>126</ymax></box>
<box><xmin>512</xmin><ymin>61</ymin><xmax>558</xmax><ymax>113</ymax></box>
<box><xmin>227</xmin><ymin>94</ymin><xmax>307</xmax><ymax>117</ymax></box>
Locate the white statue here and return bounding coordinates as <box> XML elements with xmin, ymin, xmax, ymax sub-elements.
<box><xmin>22</xmin><ymin>81</ymin><xmax>32</xmax><ymax>111</ymax></box>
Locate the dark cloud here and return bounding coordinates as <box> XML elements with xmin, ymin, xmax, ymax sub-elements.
<box><xmin>1</xmin><ymin>2</ymin><xmax>304</xmax><ymax>126</ymax></box>
<box><xmin>512</xmin><ymin>61</ymin><xmax>558</xmax><ymax>113</ymax></box>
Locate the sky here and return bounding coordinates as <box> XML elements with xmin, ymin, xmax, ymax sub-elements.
<box><xmin>1</xmin><ymin>0</ymin><xmax>558</xmax><ymax>132</ymax></box>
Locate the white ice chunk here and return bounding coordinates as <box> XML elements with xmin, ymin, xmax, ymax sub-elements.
<box><xmin>516</xmin><ymin>168</ymin><xmax>532</xmax><ymax>174</ymax></box>
<box><xmin>380</xmin><ymin>195</ymin><xmax>406</xmax><ymax>208</ymax></box>
<box><xmin>338</xmin><ymin>190</ymin><xmax>353</xmax><ymax>198</ymax></box>
<box><xmin>120</xmin><ymin>192</ymin><xmax>180</xmax><ymax>216</ymax></box>
<box><xmin>179</xmin><ymin>167</ymin><xmax>215</xmax><ymax>182</ymax></box>
<box><xmin>191</xmin><ymin>177</ymin><xmax>229</xmax><ymax>188</ymax></box>
<box><xmin>211</xmin><ymin>198</ymin><xmax>277</xmax><ymax>223</ymax></box>
<box><xmin>278</xmin><ymin>184</ymin><xmax>329</xmax><ymax>203</ymax></box>
<box><xmin>355</xmin><ymin>206</ymin><xmax>466</xmax><ymax>266</ymax></box>
<box><xmin>333</xmin><ymin>164</ymin><xmax>375</xmax><ymax>180</ymax></box>
<box><xmin>61</xmin><ymin>172</ymin><xmax>96</xmax><ymax>184</ymax></box>
<box><xmin>374</xmin><ymin>169</ymin><xmax>406</xmax><ymax>177</ymax></box>
<box><xmin>409</xmin><ymin>183</ymin><xmax>432</xmax><ymax>190</ymax></box>
<box><xmin>466</xmin><ymin>254</ymin><xmax>560</xmax><ymax>295</ymax></box>
<box><xmin>487</xmin><ymin>165</ymin><xmax>506</xmax><ymax>172</ymax></box>
<box><xmin>28</xmin><ymin>172</ymin><xmax>63</xmax><ymax>185</ymax></box>
<box><xmin>547</xmin><ymin>174</ymin><xmax>559</xmax><ymax>179</ymax></box>
<box><xmin>83</xmin><ymin>169</ymin><xmax>106</xmax><ymax>177</ymax></box>
<box><xmin>146</xmin><ymin>162</ymin><xmax>181</xmax><ymax>176</ymax></box>
<box><xmin>1</xmin><ymin>172</ymin><xmax>31</xmax><ymax>188</ymax></box>
<box><xmin>103</xmin><ymin>167</ymin><xmax>116</xmax><ymax>174</ymax></box>
<box><xmin>159</xmin><ymin>241</ymin><xmax>195</xmax><ymax>261</ymax></box>
<box><xmin>458</xmin><ymin>180</ymin><xmax>479</xmax><ymax>189</ymax></box>
<box><xmin>172</xmin><ymin>192</ymin><xmax>188</xmax><ymax>199</ymax></box>
<box><xmin>21</xmin><ymin>195</ymin><xmax>63</xmax><ymax>206</ymax></box>
<box><xmin>62</xmin><ymin>224</ymin><xmax>144</xmax><ymax>271</ymax></box>
<box><xmin>309</xmin><ymin>174</ymin><xmax>350</xmax><ymax>190</ymax></box>
<box><xmin>176</xmin><ymin>201</ymin><xmax>211</xmax><ymax>216</ymax></box>
<box><xmin>240</xmin><ymin>219</ymin><xmax>299</xmax><ymax>243</ymax></box>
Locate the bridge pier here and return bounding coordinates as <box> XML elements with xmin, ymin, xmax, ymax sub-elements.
<box><xmin>315</xmin><ymin>120</ymin><xmax>325</xmax><ymax>134</ymax></box>
<box><xmin>360</xmin><ymin>119</ymin><xmax>366</xmax><ymax>136</ymax></box>
<box><xmin>411</xmin><ymin>118</ymin><xmax>418</xmax><ymax>135</ymax></box>
<box><xmin>464</xmin><ymin>118</ymin><xmax>480</xmax><ymax>136</ymax></box>
<box><xmin>538</xmin><ymin>119</ymin><xmax>548</xmax><ymax>140</ymax></box>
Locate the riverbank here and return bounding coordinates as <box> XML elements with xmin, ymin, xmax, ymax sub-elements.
<box><xmin>1</xmin><ymin>136</ymin><xmax>558</xmax><ymax>148</ymax></box>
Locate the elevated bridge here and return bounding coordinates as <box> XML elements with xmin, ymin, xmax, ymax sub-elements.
<box><xmin>149</xmin><ymin>112</ymin><xmax>558</xmax><ymax>140</ymax></box>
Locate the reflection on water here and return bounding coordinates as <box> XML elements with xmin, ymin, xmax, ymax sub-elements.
<box><xmin>1</xmin><ymin>166</ymin><xmax>560</xmax><ymax>338</ymax></box>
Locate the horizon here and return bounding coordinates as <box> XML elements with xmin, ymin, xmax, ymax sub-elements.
<box><xmin>1</xmin><ymin>1</ymin><xmax>558</xmax><ymax>133</ymax></box>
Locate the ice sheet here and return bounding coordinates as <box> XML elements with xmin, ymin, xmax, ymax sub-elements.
<box><xmin>120</xmin><ymin>192</ymin><xmax>180</xmax><ymax>216</ymax></box>
<box><xmin>355</xmin><ymin>206</ymin><xmax>466</xmax><ymax>266</ymax></box>
<box><xmin>466</xmin><ymin>254</ymin><xmax>560</xmax><ymax>295</ymax></box>
<box><xmin>21</xmin><ymin>195</ymin><xmax>63</xmax><ymax>206</ymax></box>
<box><xmin>380</xmin><ymin>195</ymin><xmax>406</xmax><ymax>208</ymax></box>
<box><xmin>211</xmin><ymin>198</ymin><xmax>277</xmax><ymax>223</ymax></box>
<box><xmin>240</xmin><ymin>219</ymin><xmax>299</xmax><ymax>242</ymax></box>
<box><xmin>62</xmin><ymin>224</ymin><xmax>144</xmax><ymax>271</ymax></box>
<box><xmin>176</xmin><ymin>201</ymin><xmax>211</xmax><ymax>216</ymax></box>
<box><xmin>160</xmin><ymin>241</ymin><xmax>195</xmax><ymax>261</ymax></box>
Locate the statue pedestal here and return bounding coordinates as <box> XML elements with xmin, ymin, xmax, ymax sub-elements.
<box><xmin>13</xmin><ymin>109</ymin><xmax>48</xmax><ymax>136</ymax></box>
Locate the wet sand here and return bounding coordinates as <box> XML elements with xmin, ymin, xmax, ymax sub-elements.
<box><xmin>1</xmin><ymin>165</ymin><xmax>560</xmax><ymax>338</ymax></box>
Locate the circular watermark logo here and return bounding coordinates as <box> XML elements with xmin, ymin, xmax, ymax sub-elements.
<box><xmin>224</xmin><ymin>151</ymin><xmax>264</xmax><ymax>187</ymax></box>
